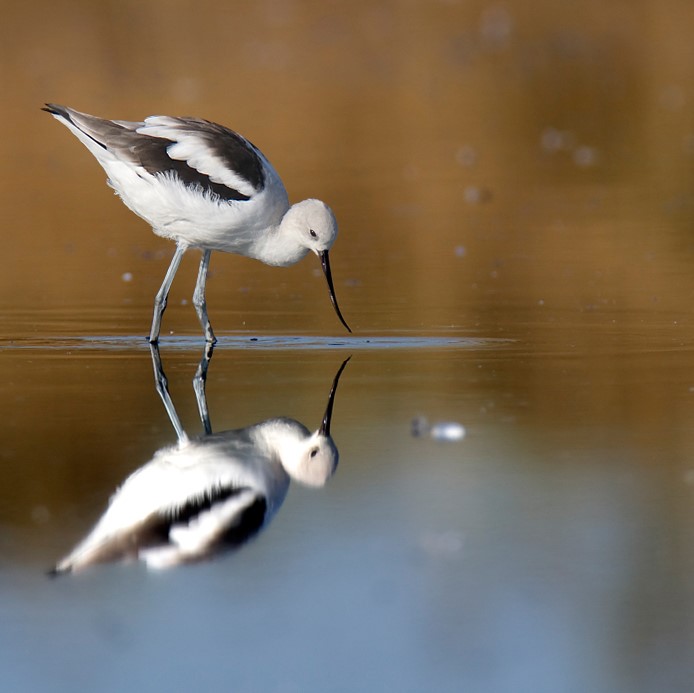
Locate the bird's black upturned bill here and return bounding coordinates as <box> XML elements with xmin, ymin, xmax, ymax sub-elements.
<box><xmin>319</xmin><ymin>251</ymin><xmax>351</xmax><ymax>333</ymax></box>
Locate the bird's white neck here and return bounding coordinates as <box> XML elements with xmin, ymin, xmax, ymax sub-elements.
<box><xmin>251</xmin><ymin>418</ymin><xmax>309</xmax><ymax>455</ymax></box>
<box><xmin>248</xmin><ymin>204</ymin><xmax>314</xmax><ymax>267</ymax></box>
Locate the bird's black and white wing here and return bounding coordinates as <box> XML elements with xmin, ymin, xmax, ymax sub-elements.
<box><xmin>43</xmin><ymin>104</ymin><xmax>267</xmax><ymax>202</ymax></box>
<box><xmin>138</xmin><ymin>115</ymin><xmax>266</xmax><ymax>201</ymax></box>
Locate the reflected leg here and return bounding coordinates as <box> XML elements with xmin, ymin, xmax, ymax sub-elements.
<box><xmin>193</xmin><ymin>249</ymin><xmax>217</xmax><ymax>344</ymax></box>
<box><xmin>150</xmin><ymin>244</ymin><xmax>186</xmax><ymax>344</ymax></box>
<box><xmin>192</xmin><ymin>341</ymin><xmax>215</xmax><ymax>435</ymax></box>
<box><xmin>149</xmin><ymin>342</ymin><xmax>188</xmax><ymax>444</ymax></box>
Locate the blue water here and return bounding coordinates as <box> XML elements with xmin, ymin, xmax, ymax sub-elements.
<box><xmin>1</xmin><ymin>332</ymin><xmax>692</xmax><ymax>693</ymax></box>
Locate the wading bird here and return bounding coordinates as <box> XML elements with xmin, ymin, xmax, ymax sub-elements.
<box><xmin>44</xmin><ymin>104</ymin><xmax>351</xmax><ymax>342</ymax></box>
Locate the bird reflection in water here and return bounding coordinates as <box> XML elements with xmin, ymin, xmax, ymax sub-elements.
<box><xmin>50</xmin><ymin>347</ymin><xmax>350</xmax><ymax>574</ymax></box>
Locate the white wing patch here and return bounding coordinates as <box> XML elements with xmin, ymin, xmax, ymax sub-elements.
<box><xmin>166</xmin><ymin>138</ymin><xmax>257</xmax><ymax>198</ymax></box>
<box><xmin>138</xmin><ymin>117</ymin><xmax>259</xmax><ymax>199</ymax></box>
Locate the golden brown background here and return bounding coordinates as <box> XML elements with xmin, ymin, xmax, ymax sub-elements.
<box><xmin>3</xmin><ymin>0</ymin><xmax>694</xmax><ymax>338</ymax></box>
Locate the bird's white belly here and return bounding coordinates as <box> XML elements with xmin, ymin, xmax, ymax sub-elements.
<box><xmin>106</xmin><ymin>163</ymin><xmax>290</xmax><ymax>254</ymax></box>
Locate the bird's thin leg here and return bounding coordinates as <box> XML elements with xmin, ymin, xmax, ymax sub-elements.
<box><xmin>150</xmin><ymin>244</ymin><xmax>186</xmax><ymax>344</ymax></box>
<box><xmin>149</xmin><ymin>342</ymin><xmax>188</xmax><ymax>444</ymax></box>
<box><xmin>193</xmin><ymin>341</ymin><xmax>215</xmax><ymax>435</ymax></box>
<box><xmin>192</xmin><ymin>249</ymin><xmax>217</xmax><ymax>344</ymax></box>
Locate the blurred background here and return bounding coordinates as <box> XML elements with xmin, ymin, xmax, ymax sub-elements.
<box><xmin>2</xmin><ymin>1</ymin><xmax>694</xmax><ymax>691</ymax></box>
<box><xmin>2</xmin><ymin>0</ymin><xmax>693</xmax><ymax>336</ymax></box>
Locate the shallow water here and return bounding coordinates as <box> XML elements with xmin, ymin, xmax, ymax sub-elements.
<box><xmin>3</xmin><ymin>326</ymin><xmax>694</xmax><ymax>691</ymax></box>
<box><xmin>3</xmin><ymin>1</ymin><xmax>694</xmax><ymax>692</ymax></box>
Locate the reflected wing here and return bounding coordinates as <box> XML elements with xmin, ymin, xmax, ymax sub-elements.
<box><xmin>50</xmin><ymin>485</ymin><xmax>268</xmax><ymax>574</ymax></box>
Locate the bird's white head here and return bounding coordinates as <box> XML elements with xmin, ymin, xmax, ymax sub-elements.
<box><xmin>281</xmin><ymin>430</ymin><xmax>339</xmax><ymax>488</ymax></box>
<box><xmin>282</xmin><ymin>199</ymin><xmax>351</xmax><ymax>332</ymax></box>
<box><xmin>283</xmin><ymin>198</ymin><xmax>338</xmax><ymax>254</ymax></box>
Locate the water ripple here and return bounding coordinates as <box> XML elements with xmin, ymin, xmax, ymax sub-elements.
<box><xmin>1</xmin><ymin>334</ymin><xmax>509</xmax><ymax>352</ymax></box>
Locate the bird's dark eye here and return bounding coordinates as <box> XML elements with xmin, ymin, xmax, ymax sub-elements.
<box><xmin>309</xmin><ymin>229</ymin><xmax>318</xmax><ymax>239</ymax></box>
<box><xmin>309</xmin><ymin>447</ymin><xmax>319</xmax><ymax>458</ymax></box>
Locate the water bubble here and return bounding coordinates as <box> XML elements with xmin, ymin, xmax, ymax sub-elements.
<box><xmin>456</xmin><ymin>145</ymin><xmax>477</xmax><ymax>167</ymax></box>
<box><xmin>540</xmin><ymin>127</ymin><xmax>574</xmax><ymax>153</ymax></box>
<box><xmin>480</xmin><ymin>5</ymin><xmax>513</xmax><ymax>45</ymax></box>
<box><xmin>412</xmin><ymin>416</ymin><xmax>466</xmax><ymax>441</ymax></box>
<box><xmin>573</xmin><ymin>146</ymin><xmax>599</xmax><ymax>167</ymax></box>
<box><xmin>419</xmin><ymin>530</ymin><xmax>465</xmax><ymax>558</ymax></box>
<box><xmin>431</xmin><ymin>422</ymin><xmax>466</xmax><ymax>441</ymax></box>
<box><xmin>660</xmin><ymin>84</ymin><xmax>685</xmax><ymax>111</ymax></box>
<box><xmin>463</xmin><ymin>186</ymin><xmax>492</xmax><ymax>204</ymax></box>
<box><xmin>31</xmin><ymin>505</ymin><xmax>51</xmax><ymax>525</ymax></box>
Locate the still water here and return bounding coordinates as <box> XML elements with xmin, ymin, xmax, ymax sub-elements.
<box><xmin>2</xmin><ymin>325</ymin><xmax>693</xmax><ymax>691</ymax></box>
<box><xmin>3</xmin><ymin>1</ymin><xmax>694</xmax><ymax>691</ymax></box>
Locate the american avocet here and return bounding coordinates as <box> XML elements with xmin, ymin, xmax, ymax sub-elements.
<box><xmin>49</xmin><ymin>354</ymin><xmax>350</xmax><ymax>573</ymax></box>
<box><xmin>43</xmin><ymin>104</ymin><xmax>351</xmax><ymax>342</ymax></box>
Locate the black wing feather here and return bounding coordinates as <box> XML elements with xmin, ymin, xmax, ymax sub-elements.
<box><xmin>43</xmin><ymin>104</ymin><xmax>265</xmax><ymax>201</ymax></box>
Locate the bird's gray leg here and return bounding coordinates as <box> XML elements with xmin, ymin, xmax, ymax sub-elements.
<box><xmin>149</xmin><ymin>342</ymin><xmax>188</xmax><ymax>444</ymax></box>
<box><xmin>193</xmin><ymin>249</ymin><xmax>217</xmax><ymax>344</ymax></box>
<box><xmin>193</xmin><ymin>341</ymin><xmax>215</xmax><ymax>435</ymax></box>
<box><xmin>150</xmin><ymin>244</ymin><xmax>186</xmax><ymax>344</ymax></box>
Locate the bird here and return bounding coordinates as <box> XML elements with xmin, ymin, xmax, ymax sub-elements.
<box><xmin>49</xmin><ymin>355</ymin><xmax>350</xmax><ymax>573</ymax></box>
<box><xmin>43</xmin><ymin>103</ymin><xmax>351</xmax><ymax>343</ymax></box>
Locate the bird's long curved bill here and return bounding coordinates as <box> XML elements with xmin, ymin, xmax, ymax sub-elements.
<box><xmin>320</xmin><ymin>356</ymin><xmax>351</xmax><ymax>436</ymax></box>
<box><xmin>319</xmin><ymin>251</ymin><xmax>351</xmax><ymax>333</ymax></box>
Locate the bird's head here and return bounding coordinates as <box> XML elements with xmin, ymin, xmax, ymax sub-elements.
<box><xmin>284</xmin><ymin>199</ymin><xmax>351</xmax><ymax>332</ymax></box>
<box><xmin>285</xmin><ymin>198</ymin><xmax>338</xmax><ymax>254</ymax></box>
<box><xmin>281</xmin><ymin>430</ymin><xmax>339</xmax><ymax>488</ymax></box>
